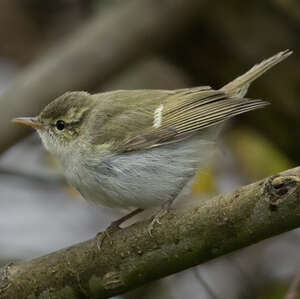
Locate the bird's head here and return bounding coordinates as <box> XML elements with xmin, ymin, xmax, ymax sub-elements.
<box><xmin>13</xmin><ymin>91</ymin><xmax>95</xmax><ymax>156</ymax></box>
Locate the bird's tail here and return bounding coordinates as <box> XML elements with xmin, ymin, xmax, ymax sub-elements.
<box><xmin>221</xmin><ymin>49</ymin><xmax>292</xmax><ymax>97</ymax></box>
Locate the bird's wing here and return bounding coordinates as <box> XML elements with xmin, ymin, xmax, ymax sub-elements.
<box><xmin>121</xmin><ymin>87</ymin><xmax>268</xmax><ymax>152</ymax></box>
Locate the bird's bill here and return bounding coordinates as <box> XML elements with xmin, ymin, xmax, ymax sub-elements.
<box><xmin>12</xmin><ymin>117</ymin><xmax>41</xmax><ymax>129</ymax></box>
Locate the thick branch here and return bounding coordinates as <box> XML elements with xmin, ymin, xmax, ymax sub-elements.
<box><xmin>1</xmin><ymin>167</ymin><xmax>300</xmax><ymax>298</ymax></box>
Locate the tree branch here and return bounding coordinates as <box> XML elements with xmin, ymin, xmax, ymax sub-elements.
<box><xmin>0</xmin><ymin>167</ymin><xmax>300</xmax><ymax>298</ymax></box>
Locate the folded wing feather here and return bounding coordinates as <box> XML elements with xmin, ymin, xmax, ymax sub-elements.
<box><xmin>122</xmin><ymin>87</ymin><xmax>268</xmax><ymax>152</ymax></box>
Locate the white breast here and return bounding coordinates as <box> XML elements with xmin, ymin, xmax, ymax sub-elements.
<box><xmin>68</xmin><ymin>130</ymin><xmax>219</xmax><ymax>209</ymax></box>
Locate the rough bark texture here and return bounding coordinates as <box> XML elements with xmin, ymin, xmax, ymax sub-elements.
<box><xmin>0</xmin><ymin>166</ymin><xmax>300</xmax><ymax>298</ymax></box>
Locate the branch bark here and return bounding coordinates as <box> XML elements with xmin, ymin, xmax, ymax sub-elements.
<box><xmin>1</xmin><ymin>167</ymin><xmax>300</xmax><ymax>298</ymax></box>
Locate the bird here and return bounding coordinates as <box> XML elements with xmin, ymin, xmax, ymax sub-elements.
<box><xmin>13</xmin><ymin>50</ymin><xmax>292</xmax><ymax>236</ymax></box>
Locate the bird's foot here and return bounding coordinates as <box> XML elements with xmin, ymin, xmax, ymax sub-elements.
<box><xmin>96</xmin><ymin>221</ymin><xmax>120</xmax><ymax>250</ymax></box>
<box><xmin>96</xmin><ymin>208</ymin><xmax>144</xmax><ymax>249</ymax></box>
<box><xmin>148</xmin><ymin>207</ymin><xmax>169</xmax><ymax>236</ymax></box>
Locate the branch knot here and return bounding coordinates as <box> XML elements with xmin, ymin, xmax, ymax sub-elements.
<box><xmin>263</xmin><ymin>175</ymin><xmax>300</xmax><ymax>210</ymax></box>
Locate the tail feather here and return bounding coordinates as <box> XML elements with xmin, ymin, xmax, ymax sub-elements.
<box><xmin>221</xmin><ymin>50</ymin><xmax>292</xmax><ymax>97</ymax></box>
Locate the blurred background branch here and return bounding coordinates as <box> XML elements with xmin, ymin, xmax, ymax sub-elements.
<box><xmin>284</xmin><ymin>271</ymin><xmax>300</xmax><ymax>299</ymax></box>
<box><xmin>0</xmin><ymin>0</ymin><xmax>207</xmax><ymax>154</ymax></box>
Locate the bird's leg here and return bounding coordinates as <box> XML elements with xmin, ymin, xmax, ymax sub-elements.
<box><xmin>147</xmin><ymin>178</ymin><xmax>192</xmax><ymax>236</ymax></box>
<box><xmin>148</xmin><ymin>198</ymin><xmax>174</xmax><ymax>236</ymax></box>
<box><xmin>96</xmin><ymin>208</ymin><xmax>144</xmax><ymax>249</ymax></box>
<box><xmin>109</xmin><ymin>208</ymin><xmax>144</xmax><ymax>229</ymax></box>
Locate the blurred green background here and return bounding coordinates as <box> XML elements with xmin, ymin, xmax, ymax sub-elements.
<box><xmin>0</xmin><ymin>0</ymin><xmax>299</xmax><ymax>298</ymax></box>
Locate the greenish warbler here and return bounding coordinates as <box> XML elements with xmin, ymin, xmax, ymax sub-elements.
<box><xmin>13</xmin><ymin>50</ymin><xmax>291</xmax><ymax>233</ymax></box>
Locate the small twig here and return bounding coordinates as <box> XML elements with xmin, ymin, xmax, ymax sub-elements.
<box><xmin>194</xmin><ymin>268</ymin><xmax>219</xmax><ymax>299</ymax></box>
<box><xmin>225</xmin><ymin>255</ymin><xmax>257</xmax><ymax>299</ymax></box>
<box><xmin>284</xmin><ymin>271</ymin><xmax>300</xmax><ymax>299</ymax></box>
<box><xmin>0</xmin><ymin>166</ymin><xmax>65</xmax><ymax>184</ymax></box>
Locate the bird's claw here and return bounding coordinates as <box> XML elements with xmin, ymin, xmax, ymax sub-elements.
<box><xmin>148</xmin><ymin>208</ymin><xmax>168</xmax><ymax>236</ymax></box>
<box><xmin>96</xmin><ymin>223</ymin><xmax>120</xmax><ymax>250</ymax></box>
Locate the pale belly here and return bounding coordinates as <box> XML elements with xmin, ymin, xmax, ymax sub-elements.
<box><xmin>66</xmin><ymin>134</ymin><xmax>217</xmax><ymax>209</ymax></box>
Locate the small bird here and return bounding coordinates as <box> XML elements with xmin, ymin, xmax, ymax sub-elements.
<box><xmin>13</xmin><ymin>50</ymin><xmax>291</xmax><ymax>235</ymax></box>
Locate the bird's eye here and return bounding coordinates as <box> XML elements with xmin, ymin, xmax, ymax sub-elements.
<box><xmin>56</xmin><ymin>120</ymin><xmax>65</xmax><ymax>131</ymax></box>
